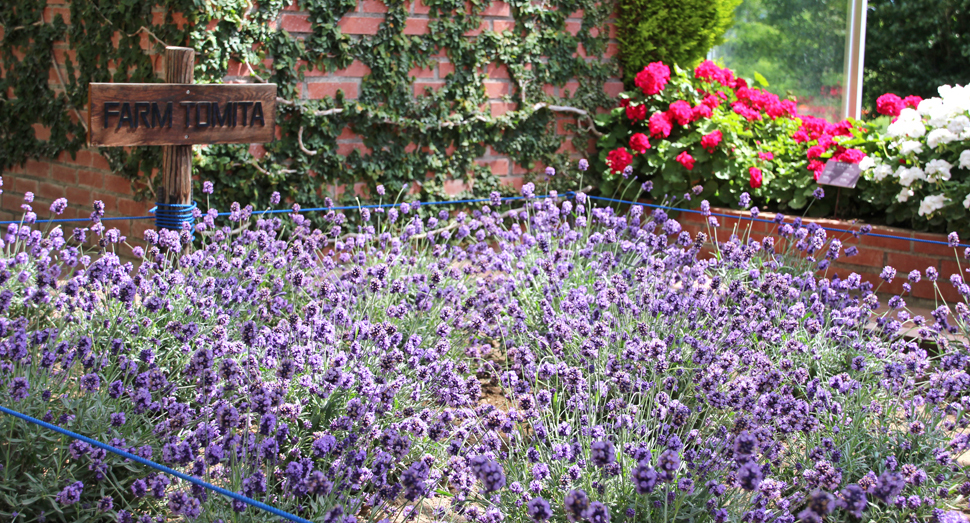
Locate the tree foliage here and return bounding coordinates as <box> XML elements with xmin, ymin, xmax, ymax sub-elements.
<box><xmin>713</xmin><ymin>0</ymin><xmax>847</xmax><ymax>120</ymax></box>
<box><xmin>616</xmin><ymin>0</ymin><xmax>739</xmax><ymax>84</ymax></box>
<box><xmin>863</xmin><ymin>0</ymin><xmax>970</xmax><ymax>111</ymax></box>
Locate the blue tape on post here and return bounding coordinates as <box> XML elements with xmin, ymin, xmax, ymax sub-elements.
<box><xmin>153</xmin><ymin>202</ymin><xmax>197</xmax><ymax>232</ymax></box>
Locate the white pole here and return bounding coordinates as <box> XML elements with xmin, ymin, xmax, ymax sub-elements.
<box><xmin>841</xmin><ymin>0</ymin><xmax>868</xmax><ymax>119</ymax></box>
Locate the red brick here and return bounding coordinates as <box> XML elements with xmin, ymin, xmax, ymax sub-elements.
<box><xmin>484</xmin><ymin>80</ymin><xmax>510</xmax><ymax>97</ymax></box>
<box><xmin>78</xmin><ymin>169</ymin><xmax>104</xmax><ymax>189</ymax></box>
<box><xmin>33</xmin><ymin>124</ymin><xmax>51</xmax><ymax>141</ymax></box>
<box><xmin>487</xmin><ymin>63</ymin><xmax>509</xmax><ymax>79</ymax></box>
<box><xmin>66</xmin><ymin>186</ymin><xmax>92</xmax><ymax>207</ymax></box>
<box><xmin>940</xmin><ymin>260</ymin><xmax>967</xmax><ymax>283</ymax></box>
<box><xmin>565</xmin><ymin>21</ymin><xmax>581</xmax><ymax>36</ymax></box>
<box><xmin>249</xmin><ymin>144</ymin><xmax>267</xmax><ymax>159</ymax></box>
<box><xmin>443</xmin><ymin>179</ymin><xmax>466</xmax><ymax>195</ymax></box>
<box><xmin>556</xmin><ymin>117</ymin><xmax>577</xmax><ymax>134</ymax></box>
<box><xmin>464</xmin><ymin>20</ymin><xmax>488</xmax><ymax>36</ymax></box>
<box><xmin>25</xmin><ymin>159</ymin><xmax>50</xmax><ymax>178</ymax></box>
<box><xmin>414</xmin><ymin>0</ymin><xmax>431</xmax><ymax>14</ymax></box>
<box><xmin>362</xmin><ymin>0</ymin><xmax>389</xmax><ymax>13</ymax></box>
<box><xmin>493</xmin><ymin>20</ymin><xmax>515</xmax><ymax>32</ymax></box>
<box><xmin>43</xmin><ymin>7</ymin><xmax>70</xmax><ymax>24</ymax></box>
<box><xmin>414</xmin><ymin>81</ymin><xmax>445</xmax><ymax>96</ymax></box>
<box><xmin>104</xmin><ymin>174</ymin><xmax>131</xmax><ymax>195</ymax></box>
<box><xmin>89</xmin><ymin>152</ymin><xmax>111</xmax><ymax>171</ymax></box>
<box><xmin>500</xmin><ymin>176</ymin><xmax>524</xmax><ymax>191</ymax></box>
<box><xmin>284</xmin><ymin>1</ymin><xmax>301</xmax><ymax>10</ymax></box>
<box><xmin>409</xmin><ymin>65</ymin><xmax>435</xmax><ymax>79</ymax></box>
<box><xmin>604</xmin><ymin>43</ymin><xmax>619</xmax><ymax>59</ymax></box>
<box><xmin>603</xmin><ymin>80</ymin><xmax>624</xmax><ymax>97</ymax></box>
<box><xmin>403</xmin><ymin>18</ymin><xmax>430</xmax><ymax>35</ymax></box>
<box><xmin>490</xmin><ymin>101</ymin><xmax>517</xmax><ymax>116</ymax></box>
<box><xmin>886</xmin><ymin>252</ymin><xmax>938</xmax><ymax>276</ymax></box>
<box><xmin>913</xmin><ymin>232</ymin><xmax>957</xmax><ymax>257</ymax></box>
<box><xmin>52</xmin><ymin>164</ymin><xmax>76</xmax><ymax>184</ymax></box>
<box><xmin>307</xmin><ymin>81</ymin><xmax>359</xmax><ymax>99</ymax></box>
<box><xmin>118</xmin><ymin>198</ymin><xmax>148</xmax><ymax>216</ymax></box>
<box><xmin>479</xmin><ymin>158</ymin><xmax>509</xmax><ymax>176</ymax></box>
<box><xmin>281</xmin><ymin>13</ymin><xmax>312</xmax><ymax>32</ymax></box>
<box><xmin>860</xmin><ymin>226</ymin><xmax>913</xmax><ymax>252</ymax></box>
<box><xmin>337</xmin><ymin>127</ymin><xmax>359</xmax><ymax>140</ymax></box>
<box><xmin>837</xmin><ymin>245</ymin><xmax>883</xmax><ymax>268</ymax></box>
<box><xmin>338</xmin><ymin>16</ymin><xmax>383</xmax><ymax>35</ymax></box>
<box><xmin>38</xmin><ymin>182</ymin><xmax>64</xmax><ymax>201</ymax></box>
<box><xmin>334</xmin><ymin>61</ymin><xmax>371</xmax><ymax>77</ymax></box>
<box><xmin>480</xmin><ymin>1</ymin><xmax>510</xmax><ymax>16</ymax></box>
<box><xmin>910</xmin><ymin>281</ymin><xmax>938</xmax><ymax>301</ymax></box>
<box><xmin>439</xmin><ymin>62</ymin><xmax>455</xmax><ymax>77</ymax></box>
<box><xmin>13</xmin><ymin>177</ymin><xmax>38</xmax><ymax>195</ymax></box>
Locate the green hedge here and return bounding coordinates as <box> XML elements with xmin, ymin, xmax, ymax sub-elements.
<box><xmin>615</xmin><ymin>0</ymin><xmax>738</xmax><ymax>84</ymax></box>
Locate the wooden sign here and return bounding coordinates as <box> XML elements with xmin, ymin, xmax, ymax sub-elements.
<box><xmin>88</xmin><ymin>83</ymin><xmax>277</xmax><ymax>146</ymax></box>
<box><xmin>817</xmin><ymin>160</ymin><xmax>863</xmax><ymax>189</ymax></box>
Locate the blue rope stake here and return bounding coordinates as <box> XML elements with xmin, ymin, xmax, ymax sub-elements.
<box><xmin>0</xmin><ymin>404</ymin><xmax>313</xmax><ymax>523</ymax></box>
<box><xmin>151</xmin><ymin>202</ymin><xmax>197</xmax><ymax>232</ymax></box>
<box><xmin>0</xmin><ymin>193</ymin><xmax>966</xmax><ymax>249</ymax></box>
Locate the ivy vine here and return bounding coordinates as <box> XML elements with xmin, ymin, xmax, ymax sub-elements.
<box><xmin>1</xmin><ymin>0</ymin><xmax>615</xmax><ymax>215</ymax></box>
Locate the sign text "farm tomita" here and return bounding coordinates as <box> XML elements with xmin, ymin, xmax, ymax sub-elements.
<box><xmin>102</xmin><ymin>101</ymin><xmax>266</xmax><ymax>130</ymax></box>
<box><xmin>88</xmin><ymin>83</ymin><xmax>277</xmax><ymax>147</ymax></box>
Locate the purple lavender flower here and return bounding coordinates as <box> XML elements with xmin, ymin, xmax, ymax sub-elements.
<box><xmin>641</xmin><ymin>181</ymin><xmax>653</xmax><ymax>192</ymax></box>
<box><xmin>545</xmin><ymin>166</ymin><xmax>556</xmax><ymax>177</ymax></box>
<box><xmin>563</xmin><ymin>489</ymin><xmax>590</xmax><ymax>522</ymax></box>
<box><xmin>739</xmin><ymin>192</ymin><xmax>751</xmax><ymax>209</ymax></box>
<box><xmin>49</xmin><ymin>198</ymin><xmax>68</xmax><ymax>216</ymax></box>
<box><xmin>582</xmin><ymin>501</ymin><xmax>610</xmax><ymax>523</ymax></box>
<box><xmin>813</xmin><ymin>187</ymin><xmax>825</xmax><ymax>199</ymax></box>
<box><xmin>880</xmin><ymin>266</ymin><xmax>897</xmax><ymax>283</ymax></box>
<box><xmin>527</xmin><ymin>497</ymin><xmax>552</xmax><ymax>521</ymax></box>
<box><xmin>737</xmin><ymin>461</ymin><xmax>763</xmax><ymax>491</ymax></box>
<box><xmin>522</xmin><ymin>183</ymin><xmax>536</xmax><ymax>199</ymax></box>
<box><xmin>949</xmin><ymin>232</ymin><xmax>960</xmax><ymax>247</ymax></box>
<box><xmin>578</xmin><ymin>158</ymin><xmax>589</xmax><ymax>171</ymax></box>
<box><xmin>9</xmin><ymin>377</ymin><xmax>28</xmax><ymax>402</ymax></box>
<box><xmin>590</xmin><ymin>440</ymin><xmax>616</xmax><ymax>467</ymax></box>
<box><xmin>872</xmin><ymin>472</ymin><xmax>905</xmax><ymax>502</ymax></box>
<box><xmin>490</xmin><ymin>191</ymin><xmax>502</xmax><ymax>207</ymax></box>
<box><xmin>202</xmin><ymin>181</ymin><xmax>214</xmax><ymax>194</ymax></box>
<box><xmin>270</xmin><ymin>191</ymin><xmax>281</xmax><ymax>205</ymax></box>
<box><xmin>377</xmin><ymin>184</ymin><xmax>386</xmax><ymax>196</ymax></box>
<box><xmin>622</xmin><ymin>165</ymin><xmax>633</xmax><ymax>179</ymax></box>
<box><xmin>55</xmin><ymin>481</ymin><xmax>83</xmax><ymax>506</ymax></box>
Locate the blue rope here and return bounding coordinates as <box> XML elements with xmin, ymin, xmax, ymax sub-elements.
<box><xmin>0</xmin><ymin>404</ymin><xmax>313</xmax><ymax>523</ymax></box>
<box><xmin>0</xmin><ymin>192</ymin><xmax>965</xmax><ymax>249</ymax></box>
<box><xmin>152</xmin><ymin>202</ymin><xmax>197</xmax><ymax>232</ymax></box>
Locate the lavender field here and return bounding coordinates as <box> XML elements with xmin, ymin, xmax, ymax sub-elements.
<box><xmin>2</xmin><ymin>176</ymin><xmax>970</xmax><ymax>523</ymax></box>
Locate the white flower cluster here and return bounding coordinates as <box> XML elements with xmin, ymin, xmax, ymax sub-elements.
<box><xmin>861</xmin><ymin>85</ymin><xmax>970</xmax><ymax>217</ymax></box>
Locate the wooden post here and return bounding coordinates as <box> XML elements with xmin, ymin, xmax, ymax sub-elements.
<box><xmin>160</xmin><ymin>47</ymin><xmax>194</xmax><ymax>213</ymax></box>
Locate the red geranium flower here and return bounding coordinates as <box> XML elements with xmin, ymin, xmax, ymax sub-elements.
<box><xmin>648</xmin><ymin>111</ymin><xmax>672</xmax><ymax>138</ymax></box>
<box><xmin>902</xmin><ymin>95</ymin><xmax>922</xmax><ymax>109</ymax></box>
<box><xmin>749</xmin><ymin>167</ymin><xmax>763</xmax><ymax>189</ymax></box>
<box><xmin>700</xmin><ymin>130</ymin><xmax>722</xmax><ymax>152</ymax></box>
<box><xmin>629</xmin><ymin>133</ymin><xmax>651</xmax><ymax>154</ymax></box>
<box><xmin>668</xmin><ymin>100</ymin><xmax>692</xmax><ymax>126</ymax></box>
<box><xmin>876</xmin><ymin>93</ymin><xmax>904</xmax><ymax>116</ymax></box>
<box><xmin>625</xmin><ymin>104</ymin><xmax>647</xmax><ymax>122</ymax></box>
<box><xmin>606</xmin><ymin>147</ymin><xmax>633</xmax><ymax>174</ymax></box>
<box><xmin>634</xmin><ymin>62</ymin><xmax>671</xmax><ymax>96</ymax></box>
<box><xmin>676</xmin><ymin>151</ymin><xmax>695</xmax><ymax>170</ymax></box>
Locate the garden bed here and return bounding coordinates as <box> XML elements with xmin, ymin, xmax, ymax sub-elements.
<box><xmin>2</xmin><ymin>189</ymin><xmax>970</xmax><ymax>523</ymax></box>
<box><xmin>678</xmin><ymin>206</ymin><xmax>966</xmax><ymax>304</ymax></box>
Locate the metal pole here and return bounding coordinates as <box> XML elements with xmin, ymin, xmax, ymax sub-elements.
<box><xmin>841</xmin><ymin>0</ymin><xmax>868</xmax><ymax>119</ymax></box>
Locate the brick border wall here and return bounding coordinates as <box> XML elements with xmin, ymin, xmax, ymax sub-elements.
<box><xmin>679</xmin><ymin>207</ymin><xmax>965</xmax><ymax>303</ymax></box>
<box><xmin>0</xmin><ymin>0</ymin><xmax>623</xmax><ymax>241</ymax></box>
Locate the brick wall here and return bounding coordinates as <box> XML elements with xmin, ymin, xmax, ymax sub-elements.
<box><xmin>679</xmin><ymin>207</ymin><xmax>965</xmax><ymax>303</ymax></box>
<box><xmin>0</xmin><ymin>0</ymin><xmax>623</xmax><ymax>240</ymax></box>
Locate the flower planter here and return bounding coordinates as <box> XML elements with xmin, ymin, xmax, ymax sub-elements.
<box><xmin>677</xmin><ymin>206</ymin><xmax>965</xmax><ymax>303</ymax></box>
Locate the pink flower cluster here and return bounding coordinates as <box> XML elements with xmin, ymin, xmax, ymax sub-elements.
<box><xmin>634</xmin><ymin>62</ymin><xmax>671</xmax><ymax>96</ymax></box>
<box><xmin>875</xmin><ymin>93</ymin><xmax>922</xmax><ymax>117</ymax></box>
<box><xmin>793</xmin><ymin>115</ymin><xmax>865</xmax><ymax>179</ymax></box>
